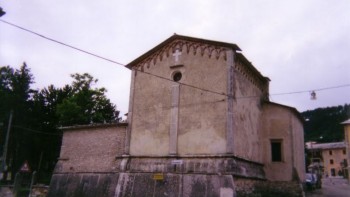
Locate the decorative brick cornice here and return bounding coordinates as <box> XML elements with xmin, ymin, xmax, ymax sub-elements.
<box><xmin>136</xmin><ymin>39</ymin><xmax>230</xmax><ymax>71</ymax></box>
<box><xmin>235</xmin><ymin>53</ymin><xmax>270</xmax><ymax>93</ymax></box>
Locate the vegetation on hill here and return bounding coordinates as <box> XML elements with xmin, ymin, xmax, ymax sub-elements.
<box><xmin>302</xmin><ymin>104</ymin><xmax>350</xmax><ymax>143</ymax></box>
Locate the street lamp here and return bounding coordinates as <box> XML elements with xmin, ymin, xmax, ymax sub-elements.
<box><xmin>0</xmin><ymin>7</ymin><xmax>6</xmax><ymax>17</ymax></box>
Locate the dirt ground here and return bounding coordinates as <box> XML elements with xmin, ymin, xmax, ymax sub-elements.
<box><xmin>0</xmin><ymin>186</ymin><xmax>13</xmax><ymax>197</ymax></box>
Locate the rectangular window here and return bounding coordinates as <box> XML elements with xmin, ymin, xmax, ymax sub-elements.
<box><xmin>343</xmin><ymin>149</ymin><xmax>346</xmax><ymax>155</ymax></box>
<box><xmin>330</xmin><ymin>159</ymin><xmax>334</xmax><ymax>164</ymax></box>
<box><xmin>329</xmin><ymin>150</ymin><xmax>333</xmax><ymax>155</ymax></box>
<box><xmin>271</xmin><ymin>139</ymin><xmax>283</xmax><ymax>162</ymax></box>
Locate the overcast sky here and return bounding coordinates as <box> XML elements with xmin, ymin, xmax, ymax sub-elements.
<box><xmin>1</xmin><ymin>0</ymin><xmax>349</xmax><ymax>116</ymax></box>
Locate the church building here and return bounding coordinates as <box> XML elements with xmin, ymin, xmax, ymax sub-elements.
<box><xmin>48</xmin><ymin>34</ymin><xmax>306</xmax><ymax>197</ymax></box>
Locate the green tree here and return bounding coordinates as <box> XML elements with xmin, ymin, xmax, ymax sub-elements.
<box><xmin>1</xmin><ymin>64</ymin><xmax>119</xmax><ymax>184</ymax></box>
<box><xmin>0</xmin><ymin>63</ymin><xmax>36</xmax><ymax>182</ymax></box>
<box><xmin>0</xmin><ymin>66</ymin><xmax>14</xmax><ymax>116</ymax></box>
<box><xmin>30</xmin><ymin>84</ymin><xmax>73</xmax><ymax>182</ymax></box>
<box><xmin>56</xmin><ymin>73</ymin><xmax>118</xmax><ymax>126</ymax></box>
<box><xmin>31</xmin><ymin>73</ymin><xmax>119</xmax><ymax>182</ymax></box>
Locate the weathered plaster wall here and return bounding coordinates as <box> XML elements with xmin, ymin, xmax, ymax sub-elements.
<box><xmin>261</xmin><ymin>104</ymin><xmax>305</xmax><ymax>181</ymax></box>
<box><xmin>177</xmin><ymin>47</ymin><xmax>227</xmax><ymax>155</ymax></box>
<box><xmin>54</xmin><ymin>124</ymin><xmax>127</xmax><ymax>173</ymax></box>
<box><xmin>232</xmin><ymin>58</ymin><xmax>265</xmax><ymax>162</ymax></box>
<box><xmin>129</xmin><ymin>41</ymin><xmax>228</xmax><ymax>156</ymax></box>
<box><xmin>129</xmin><ymin>69</ymin><xmax>172</xmax><ymax>155</ymax></box>
<box><xmin>291</xmin><ymin>113</ymin><xmax>306</xmax><ymax>181</ymax></box>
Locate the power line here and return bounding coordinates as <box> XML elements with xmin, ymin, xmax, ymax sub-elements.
<box><xmin>13</xmin><ymin>125</ymin><xmax>62</xmax><ymax>136</ymax></box>
<box><xmin>0</xmin><ymin>19</ymin><xmax>124</xmax><ymax>66</ymax></box>
<box><xmin>1</xmin><ymin>19</ymin><xmax>229</xmax><ymax>97</ymax></box>
<box><xmin>1</xmin><ymin>19</ymin><xmax>349</xmax><ymax>100</ymax></box>
<box><xmin>271</xmin><ymin>84</ymin><xmax>350</xmax><ymax>96</ymax></box>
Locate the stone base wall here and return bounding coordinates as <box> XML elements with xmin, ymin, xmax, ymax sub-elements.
<box><xmin>48</xmin><ymin>173</ymin><xmax>305</xmax><ymax>197</ymax></box>
<box><xmin>48</xmin><ymin>173</ymin><xmax>119</xmax><ymax>197</ymax></box>
<box><xmin>48</xmin><ymin>172</ymin><xmax>235</xmax><ymax>197</ymax></box>
<box><xmin>235</xmin><ymin>180</ymin><xmax>304</xmax><ymax>197</ymax></box>
<box><xmin>234</xmin><ymin>178</ymin><xmax>262</xmax><ymax>196</ymax></box>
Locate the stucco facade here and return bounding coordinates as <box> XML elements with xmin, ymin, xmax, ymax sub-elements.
<box><xmin>261</xmin><ymin>103</ymin><xmax>305</xmax><ymax>181</ymax></box>
<box><xmin>322</xmin><ymin>147</ymin><xmax>347</xmax><ymax>177</ymax></box>
<box><xmin>307</xmin><ymin>142</ymin><xmax>348</xmax><ymax>178</ymax></box>
<box><xmin>128</xmin><ymin>42</ymin><xmax>230</xmax><ymax>156</ymax></box>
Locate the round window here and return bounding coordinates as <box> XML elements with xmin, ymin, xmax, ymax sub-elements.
<box><xmin>173</xmin><ymin>72</ymin><xmax>182</xmax><ymax>82</ymax></box>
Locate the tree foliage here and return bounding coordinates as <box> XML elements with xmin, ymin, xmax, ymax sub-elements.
<box><xmin>0</xmin><ymin>63</ymin><xmax>37</xmax><ymax>182</ymax></box>
<box><xmin>56</xmin><ymin>73</ymin><xmax>118</xmax><ymax>126</ymax></box>
<box><xmin>0</xmin><ymin>64</ymin><xmax>119</xmax><ymax>183</ymax></box>
<box><xmin>302</xmin><ymin>104</ymin><xmax>350</xmax><ymax>143</ymax></box>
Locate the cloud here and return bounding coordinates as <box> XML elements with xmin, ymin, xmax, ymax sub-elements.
<box><xmin>1</xmin><ymin>0</ymin><xmax>349</xmax><ymax>113</ymax></box>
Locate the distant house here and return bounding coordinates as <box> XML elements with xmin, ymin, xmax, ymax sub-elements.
<box><xmin>306</xmin><ymin>142</ymin><xmax>348</xmax><ymax>177</ymax></box>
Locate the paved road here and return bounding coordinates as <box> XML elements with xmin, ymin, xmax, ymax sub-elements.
<box><xmin>306</xmin><ymin>178</ymin><xmax>350</xmax><ymax>197</ymax></box>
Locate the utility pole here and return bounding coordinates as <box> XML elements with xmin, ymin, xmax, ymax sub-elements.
<box><xmin>1</xmin><ymin>110</ymin><xmax>13</xmax><ymax>173</ymax></box>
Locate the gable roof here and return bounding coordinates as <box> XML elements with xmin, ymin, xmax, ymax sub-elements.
<box><xmin>125</xmin><ymin>34</ymin><xmax>241</xmax><ymax>69</ymax></box>
<box><xmin>235</xmin><ymin>52</ymin><xmax>270</xmax><ymax>83</ymax></box>
<box><xmin>264</xmin><ymin>101</ymin><xmax>304</xmax><ymax>123</ymax></box>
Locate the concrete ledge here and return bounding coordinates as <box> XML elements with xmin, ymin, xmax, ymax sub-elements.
<box><xmin>123</xmin><ymin>156</ymin><xmax>265</xmax><ymax>180</ymax></box>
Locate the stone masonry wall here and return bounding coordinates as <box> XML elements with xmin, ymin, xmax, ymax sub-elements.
<box><xmin>234</xmin><ymin>178</ymin><xmax>304</xmax><ymax>197</ymax></box>
<box><xmin>49</xmin><ymin>172</ymin><xmax>235</xmax><ymax>197</ymax></box>
<box><xmin>54</xmin><ymin>124</ymin><xmax>127</xmax><ymax>174</ymax></box>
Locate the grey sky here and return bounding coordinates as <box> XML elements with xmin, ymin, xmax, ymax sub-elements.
<box><xmin>1</xmin><ymin>0</ymin><xmax>349</xmax><ymax>115</ymax></box>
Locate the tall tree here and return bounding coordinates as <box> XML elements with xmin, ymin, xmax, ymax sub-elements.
<box><xmin>30</xmin><ymin>73</ymin><xmax>119</xmax><ymax>183</ymax></box>
<box><xmin>56</xmin><ymin>73</ymin><xmax>118</xmax><ymax>126</ymax></box>
<box><xmin>0</xmin><ymin>63</ymin><xmax>36</xmax><ymax>182</ymax></box>
<box><xmin>0</xmin><ymin>66</ymin><xmax>14</xmax><ymax>118</ymax></box>
<box><xmin>1</xmin><ymin>64</ymin><xmax>120</xmax><ymax>184</ymax></box>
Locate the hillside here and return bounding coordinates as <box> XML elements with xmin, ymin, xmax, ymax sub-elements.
<box><xmin>302</xmin><ymin>104</ymin><xmax>350</xmax><ymax>143</ymax></box>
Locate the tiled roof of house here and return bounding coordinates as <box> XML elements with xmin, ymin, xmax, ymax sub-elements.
<box><xmin>341</xmin><ymin>119</ymin><xmax>350</xmax><ymax>125</ymax></box>
<box><xmin>306</xmin><ymin>142</ymin><xmax>345</xmax><ymax>150</ymax></box>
